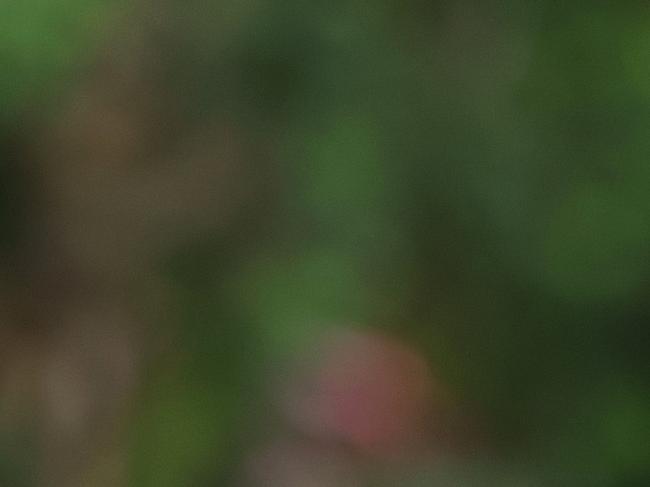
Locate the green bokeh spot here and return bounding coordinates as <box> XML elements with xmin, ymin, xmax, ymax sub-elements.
<box><xmin>540</xmin><ymin>184</ymin><xmax>649</xmax><ymax>301</ymax></box>
<box><xmin>232</xmin><ymin>246</ymin><xmax>368</xmax><ymax>358</ymax></box>
<box><xmin>0</xmin><ymin>0</ymin><xmax>118</xmax><ymax>117</ymax></box>
<box><xmin>130</xmin><ymin>377</ymin><xmax>230</xmax><ymax>487</ymax></box>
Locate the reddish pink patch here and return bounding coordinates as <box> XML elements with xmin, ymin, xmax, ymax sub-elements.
<box><xmin>286</xmin><ymin>329</ymin><xmax>437</xmax><ymax>455</ymax></box>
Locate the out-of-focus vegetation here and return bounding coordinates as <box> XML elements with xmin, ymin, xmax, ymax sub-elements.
<box><xmin>1</xmin><ymin>1</ymin><xmax>650</xmax><ymax>486</ymax></box>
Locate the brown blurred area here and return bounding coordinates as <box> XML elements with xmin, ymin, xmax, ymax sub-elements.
<box><xmin>1</xmin><ymin>6</ymin><xmax>262</xmax><ymax>484</ymax></box>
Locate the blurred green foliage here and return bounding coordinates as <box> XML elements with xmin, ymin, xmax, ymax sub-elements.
<box><xmin>0</xmin><ymin>0</ymin><xmax>120</xmax><ymax>120</ymax></box>
<box><xmin>2</xmin><ymin>0</ymin><xmax>650</xmax><ymax>486</ymax></box>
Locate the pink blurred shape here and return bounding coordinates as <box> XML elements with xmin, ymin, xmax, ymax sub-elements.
<box><xmin>284</xmin><ymin>328</ymin><xmax>439</xmax><ymax>455</ymax></box>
